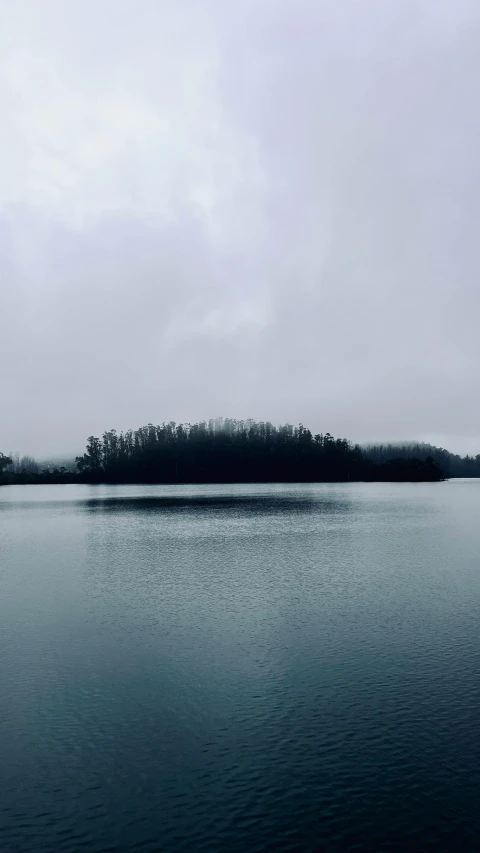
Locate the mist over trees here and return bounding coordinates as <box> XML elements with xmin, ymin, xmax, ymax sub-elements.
<box><xmin>72</xmin><ymin>419</ymin><xmax>442</xmax><ymax>483</ymax></box>
<box><xmin>10</xmin><ymin>420</ymin><xmax>480</xmax><ymax>485</ymax></box>
<box><xmin>0</xmin><ymin>452</ymin><xmax>73</xmax><ymax>484</ymax></box>
<box><xmin>0</xmin><ymin>453</ymin><xmax>12</xmax><ymax>477</ymax></box>
<box><xmin>75</xmin><ymin>419</ymin><xmax>369</xmax><ymax>483</ymax></box>
<box><xmin>365</xmin><ymin>443</ymin><xmax>480</xmax><ymax>478</ymax></box>
<box><xmin>5</xmin><ymin>454</ymin><xmax>39</xmax><ymax>476</ymax></box>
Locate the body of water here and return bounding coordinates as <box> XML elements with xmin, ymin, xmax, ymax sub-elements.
<box><xmin>1</xmin><ymin>481</ymin><xmax>480</xmax><ymax>852</ymax></box>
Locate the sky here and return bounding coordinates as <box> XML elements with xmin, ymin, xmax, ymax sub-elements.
<box><xmin>2</xmin><ymin>0</ymin><xmax>480</xmax><ymax>458</ymax></box>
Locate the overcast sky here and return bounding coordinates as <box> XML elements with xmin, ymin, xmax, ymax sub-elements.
<box><xmin>2</xmin><ymin>0</ymin><xmax>480</xmax><ymax>458</ymax></box>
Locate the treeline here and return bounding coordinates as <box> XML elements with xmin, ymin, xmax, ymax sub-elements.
<box><xmin>72</xmin><ymin>419</ymin><xmax>442</xmax><ymax>483</ymax></box>
<box><xmin>0</xmin><ymin>453</ymin><xmax>73</xmax><ymax>485</ymax></box>
<box><xmin>5</xmin><ymin>454</ymin><xmax>40</xmax><ymax>476</ymax></box>
<box><xmin>2</xmin><ymin>420</ymin><xmax>449</xmax><ymax>485</ymax></box>
<box><xmin>365</xmin><ymin>443</ymin><xmax>480</xmax><ymax>479</ymax></box>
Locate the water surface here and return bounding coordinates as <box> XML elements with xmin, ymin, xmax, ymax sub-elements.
<box><xmin>1</xmin><ymin>481</ymin><xmax>480</xmax><ymax>852</ymax></box>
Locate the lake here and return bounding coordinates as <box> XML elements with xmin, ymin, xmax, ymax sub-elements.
<box><xmin>1</xmin><ymin>481</ymin><xmax>480</xmax><ymax>852</ymax></box>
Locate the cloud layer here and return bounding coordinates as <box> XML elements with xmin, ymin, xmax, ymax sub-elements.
<box><xmin>2</xmin><ymin>0</ymin><xmax>480</xmax><ymax>456</ymax></box>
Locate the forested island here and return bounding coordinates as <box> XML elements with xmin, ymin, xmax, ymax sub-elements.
<box><xmin>0</xmin><ymin>419</ymin><xmax>448</xmax><ymax>484</ymax></box>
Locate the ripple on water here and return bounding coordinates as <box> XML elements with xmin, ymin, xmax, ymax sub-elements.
<box><xmin>1</xmin><ymin>482</ymin><xmax>480</xmax><ymax>852</ymax></box>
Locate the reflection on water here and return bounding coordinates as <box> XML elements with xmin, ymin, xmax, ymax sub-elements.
<box><xmin>1</xmin><ymin>481</ymin><xmax>480</xmax><ymax>852</ymax></box>
<box><xmin>82</xmin><ymin>493</ymin><xmax>352</xmax><ymax>515</ymax></box>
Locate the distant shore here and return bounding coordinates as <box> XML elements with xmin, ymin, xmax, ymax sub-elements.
<box><xmin>1</xmin><ymin>419</ymin><xmax>454</xmax><ymax>485</ymax></box>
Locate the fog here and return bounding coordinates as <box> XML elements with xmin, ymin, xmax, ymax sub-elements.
<box><xmin>2</xmin><ymin>0</ymin><xmax>480</xmax><ymax>457</ymax></box>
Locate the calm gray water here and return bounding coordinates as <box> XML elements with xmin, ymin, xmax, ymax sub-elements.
<box><xmin>1</xmin><ymin>481</ymin><xmax>480</xmax><ymax>852</ymax></box>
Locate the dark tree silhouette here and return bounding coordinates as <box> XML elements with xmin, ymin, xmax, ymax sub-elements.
<box><xmin>364</xmin><ymin>442</ymin><xmax>480</xmax><ymax>478</ymax></box>
<box><xmin>72</xmin><ymin>419</ymin><xmax>443</xmax><ymax>484</ymax></box>
<box><xmin>0</xmin><ymin>453</ymin><xmax>12</xmax><ymax>476</ymax></box>
<box><xmin>3</xmin><ymin>422</ymin><xmax>464</xmax><ymax>486</ymax></box>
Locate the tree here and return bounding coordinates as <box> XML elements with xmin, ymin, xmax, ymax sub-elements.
<box><xmin>0</xmin><ymin>453</ymin><xmax>12</xmax><ymax>475</ymax></box>
<box><xmin>72</xmin><ymin>420</ymin><xmax>444</xmax><ymax>484</ymax></box>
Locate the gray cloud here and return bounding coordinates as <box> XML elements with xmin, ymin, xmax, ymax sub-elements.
<box><xmin>2</xmin><ymin>0</ymin><xmax>480</xmax><ymax>457</ymax></box>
